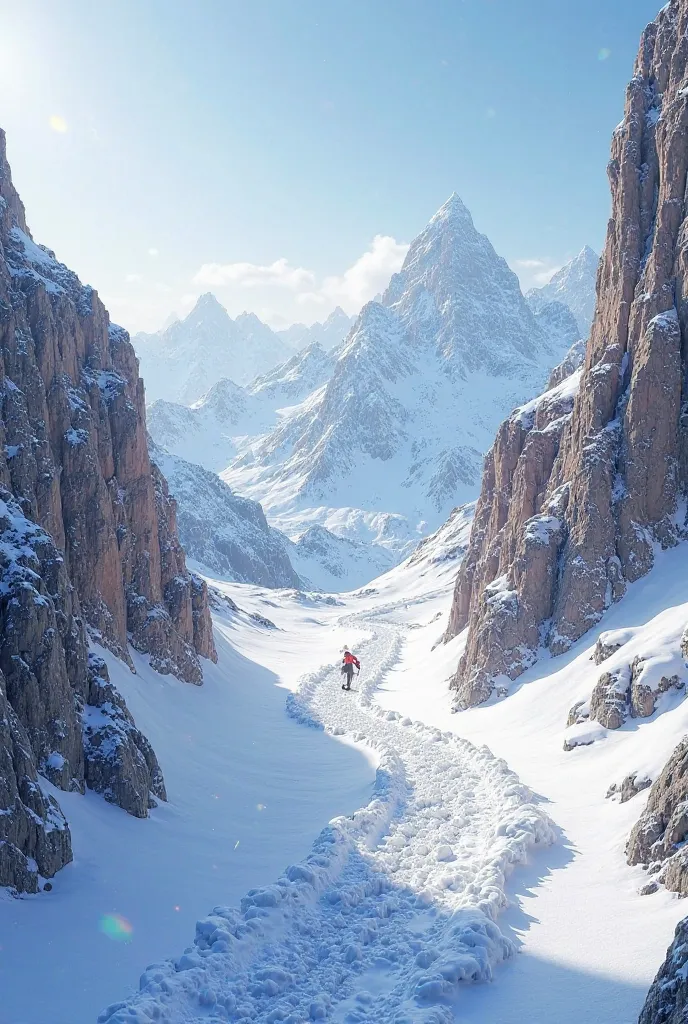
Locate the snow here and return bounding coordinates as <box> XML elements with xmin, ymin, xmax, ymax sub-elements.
<box><xmin>151</xmin><ymin>196</ymin><xmax>575</xmax><ymax>589</ymax></box>
<box><xmin>0</xmin><ymin>600</ymin><xmax>376</xmax><ymax>1024</ymax></box>
<box><xmin>4</xmin><ymin>504</ymin><xmax>688</xmax><ymax>1022</ymax></box>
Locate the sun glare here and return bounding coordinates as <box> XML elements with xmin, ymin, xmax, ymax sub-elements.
<box><xmin>49</xmin><ymin>115</ymin><xmax>68</xmax><ymax>133</ymax></box>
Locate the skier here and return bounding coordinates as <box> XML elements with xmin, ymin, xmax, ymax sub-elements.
<box><xmin>340</xmin><ymin>648</ymin><xmax>360</xmax><ymax>690</ymax></box>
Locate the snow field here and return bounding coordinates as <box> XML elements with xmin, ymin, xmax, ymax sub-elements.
<box><xmin>102</xmin><ymin>614</ymin><xmax>554</xmax><ymax>1023</ymax></box>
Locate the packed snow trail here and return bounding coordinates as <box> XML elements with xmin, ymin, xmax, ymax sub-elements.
<box><xmin>99</xmin><ymin>617</ymin><xmax>554</xmax><ymax>1024</ymax></box>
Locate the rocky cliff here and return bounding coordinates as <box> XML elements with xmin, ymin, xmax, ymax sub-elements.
<box><xmin>447</xmin><ymin>0</ymin><xmax>688</xmax><ymax>710</ymax></box>
<box><xmin>638</xmin><ymin>917</ymin><xmax>688</xmax><ymax>1023</ymax></box>
<box><xmin>0</xmin><ymin>128</ymin><xmax>216</xmax><ymax>892</ymax></box>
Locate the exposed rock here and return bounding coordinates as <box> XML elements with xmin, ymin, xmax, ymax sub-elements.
<box><xmin>0</xmin><ymin>669</ymin><xmax>72</xmax><ymax>893</ymax></box>
<box><xmin>589</xmin><ymin>669</ymin><xmax>630</xmax><ymax>730</ymax></box>
<box><xmin>446</xmin><ymin>369</ymin><xmax>581</xmax><ymax>707</ymax></box>
<box><xmin>627</xmin><ymin>737</ymin><xmax>688</xmax><ymax>890</ymax></box>
<box><xmin>607</xmin><ymin>773</ymin><xmax>651</xmax><ymax>803</ymax></box>
<box><xmin>574</xmin><ymin>653</ymin><xmax>685</xmax><ymax>735</ymax></box>
<box><xmin>83</xmin><ymin>654</ymin><xmax>166</xmax><ymax>818</ymax></box>
<box><xmin>638</xmin><ymin>917</ymin><xmax>688</xmax><ymax>1023</ymax></box>
<box><xmin>547</xmin><ymin>338</ymin><xmax>585</xmax><ymax>390</ymax></box>
<box><xmin>0</xmin><ymin>127</ymin><xmax>216</xmax><ymax>890</ymax></box>
<box><xmin>594</xmin><ymin>632</ymin><xmax>627</xmax><ymax>665</ymax></box>
<box><xmin>447</xmin><ymin>1</ymin><xmax>688</xmax><ymax>707</ymax></box>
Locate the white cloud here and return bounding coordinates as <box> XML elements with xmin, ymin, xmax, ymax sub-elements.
<box><xmin>298</xmin><ymin>235</ymin><xmax>409</xmax><ymax>315</ymax></box>
<box><xmin>511</xmin><ymin>258</ymin><xmax>562</xmax><ymax>291</ymax></box>
<box><xmin>148</xmin><ymin>248</ymin><xmax>159</xmax><ymax>257</ymax></box>
<box><xmin>194</xmin><ymin>258</ymin><xmax>315</xmax><ymax>290</ymax></box>
<box><xmin>125</xmin><ymin>273</ymin><xmax>143</xmax><ymax>283</ymax></box>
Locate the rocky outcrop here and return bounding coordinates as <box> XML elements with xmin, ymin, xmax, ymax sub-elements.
<box><xmin>0</xmin><ymin>127</ymin><xmax>216</xmax><ymax>891</ymax></box>
<box><xmin>638</xmin><ymin>917</ymin><xmax>688</xmax><ymax>1024</ymax></box>
<box><xmin>446</xmin><ymin>369</ymin><xmax>581</xmax><ymax>707</ymax></box>
<box><xmin>627</xmin><ymin>737</ymin><xmax>688</xmax><ymax>893</ymax></box>
<box><xmin>447</xmin><ymin>1</ymin><xmax>688</xmax><ymax>708</ymax></box>
<box><xmin>83</xmin><ymin>654</ymin><xmax>166</xmax><ymax>818</ymax></box>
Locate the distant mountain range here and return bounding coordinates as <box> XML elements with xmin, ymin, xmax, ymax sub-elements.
<box><xmin>221</xmin><ymin>194</ymin><xmax>583</xmax><ymax>555</ymax></box>
<box><xmin>146</xmin><ymin>201</ymin><xmax>597</xmax><ymax>587</ymax></box>
<box><xmin>133</xmin><ymin>299</ymin><xmax>354</xmax><ymax>405</ymax></box>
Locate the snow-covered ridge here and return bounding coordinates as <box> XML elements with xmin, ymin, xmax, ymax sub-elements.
<box><xmin>149</xmin><ymin>442</ymin><xmax>301</xmax><ymax>589</ymax></box>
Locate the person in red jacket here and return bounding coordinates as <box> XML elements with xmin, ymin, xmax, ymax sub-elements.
<box><xmin>341</xmin><ymin>649</ymin><xmax>360</xmax><ymax>690</ymax></box>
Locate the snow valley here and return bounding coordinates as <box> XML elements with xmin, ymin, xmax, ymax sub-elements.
<box><xmin>6</xmin><ymin>3</ymin><xmax>688</xmax><ymax>1024</ymax></box>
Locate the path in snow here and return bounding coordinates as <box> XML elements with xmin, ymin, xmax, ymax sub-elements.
<box><xmin>100</xmin><ymin>616</ymin><xmax>554</xmax><ymax>1024</ymax></box>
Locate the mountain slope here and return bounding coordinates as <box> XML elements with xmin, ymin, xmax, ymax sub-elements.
<box><xmin>147</xmin><ymin>341</ymin><xmax>336</xmax><ymax>472</ymax></box>
<box><xmin>133</xmin><ymin>295</ymin><xmax>293</xmax><ymax>403</ymax></box>
<box><xmin>526</xmin><ymin>246</ymin><xmax>599</xmax><ymax>337</ymax></box>
<box><xmin>0</xmin><ymin>128</ymin><xmax>215</xmax><ymax>893</ymax></box>
<box><xmin>149</xmin><ymin>442</ymin><xmax>301</xmax><ymax>588</ymax></box>
<box><xmin>223</xmin><ymin>194</ymin><xmax>573</xmax><ymax>554</ymax></box>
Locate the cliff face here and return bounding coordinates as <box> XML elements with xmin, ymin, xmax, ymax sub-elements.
<box><xmin>447</xmin><ymin>1</ymin><xmax>688</xmax><ymax>708</ymax></box>
<box><xmin>638</xmin><ymin>917</ymin><xmax>688</xmax><ymax>1024</ymax></box>
<box><xmin>0</xmin><ymin>129</ymin><xmax>216</xmax><ymax>892</ymax></box>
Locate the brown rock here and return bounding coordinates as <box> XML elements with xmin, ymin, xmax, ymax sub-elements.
<box><xmin>0</xmin><ymin>127</ymin><xmax>216</xmax><ymax>890</ymax></box>
<box><xmin>627</xmin><ymin>737</ymin><xmax>688</xmax><ymax>886</ymax></box>
<box><xmin>447</xmin><ymin>1</ymin><xmax>688</xmax><ymax>707</ymax></box>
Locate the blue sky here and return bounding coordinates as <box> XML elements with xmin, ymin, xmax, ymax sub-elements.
<box><xmin>0</xmin><ymin>0</ymin><xmax>661</xmax><ymax>331</ymax></box>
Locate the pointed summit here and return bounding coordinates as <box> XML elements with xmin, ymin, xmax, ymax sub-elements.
<box><xmin>430</xmin><ymin>192</ymin><xmax>473</xmax><ymax>227</ymax></box>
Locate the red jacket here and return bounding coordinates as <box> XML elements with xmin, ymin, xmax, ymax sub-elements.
<box><xmin>343</xmin><ymin>653</ymin><xmax>360</xmax><ymax>669</ymax></box>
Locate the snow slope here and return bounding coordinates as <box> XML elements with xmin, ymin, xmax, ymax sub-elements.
<box><xmin>133</xmin><ymin>295</ymin><xmax>293</xmax><ymax>404</ymax></box>
<box><xmin>147</xmin><ymin>342</ymin><xmax>335</xmax><ymax>473</ymax></box>
<box><xmin>526</xmin><ymin>246</ymin><xmax>599</xmax><ymax>338</ymax></box>
<box><xmin>0</xmin><ymin>597</ymin><xmax>377</xmax><ymax>1024</ymax></box>
<box><xmin>98</xmin><ymin>596</ymin><xmax>554</xmax><ymax>1024</ymax></box>
<box><xmin>223</xmin><ymin>195</ymin><xmax>573</xmax><ymax>559</ymax></box>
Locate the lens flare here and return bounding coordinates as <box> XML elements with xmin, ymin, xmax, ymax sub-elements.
<box><xmin>598</xmin><ymin>48</ymin><xmax>611</xmax><ymax>61</ymax></box>
<box><xmin>49</xmin><ymin>115</ymin><xmax>68</xmax><ymax>133</ymax></box>
<box><xmin>99</xmin><ymin>913</ymin><xmax>133</xmax><ymax>942</ymax></box>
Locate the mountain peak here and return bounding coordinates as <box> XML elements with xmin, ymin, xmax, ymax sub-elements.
<box><xmin>192</xmin><ymin>292</ymin><xmax>227</xmax><ymax>315</ymax></box>
<box><xmin>430</xmin><ymin>192</ymin><xmax>473</xmax><ymax>227</ymax></box>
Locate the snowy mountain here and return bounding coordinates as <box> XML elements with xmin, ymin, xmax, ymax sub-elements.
<box><xmin>278</xmin><ymin>306</ymin><xmax>356</xmax><ymax>352</ymax></box>
<box><xmin>149</xmin><ymin>443</ymin><xmax>301</xmax><ymax>588</ymax></box>
<box><xmin>223</xmin><ymin>194</ymin><xmax>574</xmax><ymax>559</ymax></box>
<box><xmin>526</xmin><ymin>246</ymin><xmax>599</xmax><ymax>337</ymax></box>
<box><xmin>147</xmin><ymin>341</ymin><xmax>336</xmax><ymax>472</ymax></box>
<box><xmin>133</xmin><ymin>294</ymin><xmax>293</xmax><ymax>404</ymax></box>
<box><xmin>531</xmin><ymin>299</ymin><xmax>580</xmax><ymax>353</ymax></box>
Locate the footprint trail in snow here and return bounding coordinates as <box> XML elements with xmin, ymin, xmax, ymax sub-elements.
<box><xmin>99</xmin><ymin>615</ymin><xmax>555</xmax><ymax>1024</ymax></box>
